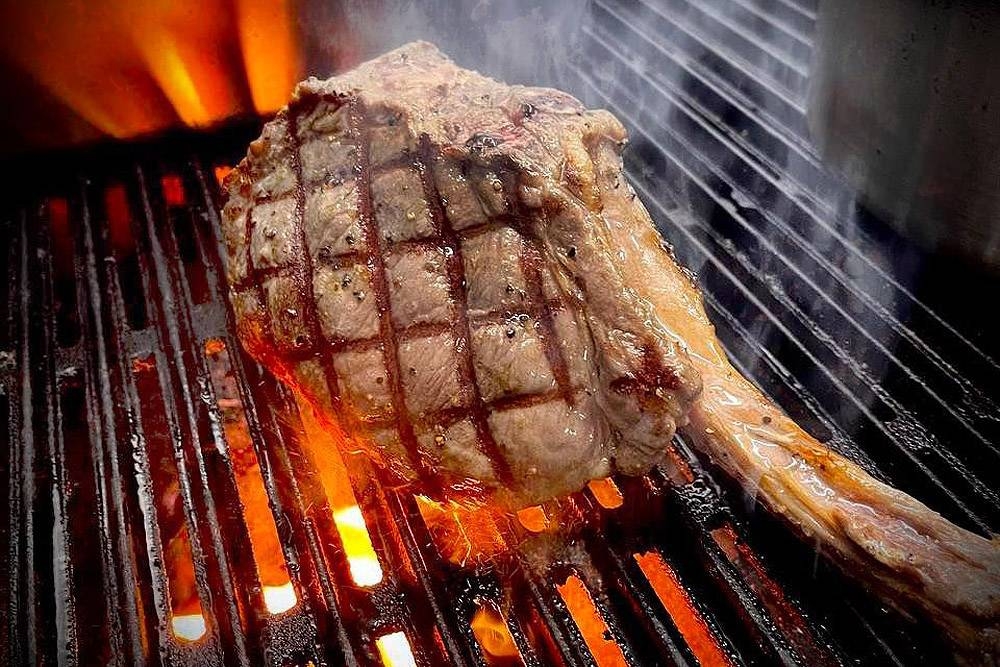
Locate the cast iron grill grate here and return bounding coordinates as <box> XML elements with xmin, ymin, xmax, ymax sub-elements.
<box><xmin>3</xmin><ymin>0</ymin><xmax>999</xmax><ymax>665</ymax></box>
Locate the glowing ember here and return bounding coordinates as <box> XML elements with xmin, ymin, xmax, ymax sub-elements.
<box><xmin>635</xmin><ymin>551</ymin><xmax>732</xmax><ymax>667</ymax></box>
<box><xmin>470</xmin><ymin>604</ymin><xmax>521</xmax><ymax>661</ymax></box>
<box><xmin>214</xmin><ymin>165</ymin><xmax>234</xmax><ymax>187</ymax></box>
<box><xmin>104</xmin><ymin>185</ymin><xmax>135</xmax><ymax>255</ymax></box>
<box><xmin>332</xmin><ymin>506</ymin><xmax>384</xmax><ymax>587</ymax></box>
<box><xmin>587</xmin><ymin>477</ymin><xmax>624</xmax><ymax>509</ymax></box>
<box><xmin>556</xmin><ymin>575</ymin><xmax>628</xmax><ymax>667</ymax></box>
<box><xmin>376</xmin><ymin>631</ymin><xmax>417</xmax><ymax>667</ymax></box>
<box><xmin>172</xmin><ymin>613</ymin><xmax>207</xmax><ymax>642</ymax></box>
<box><xmin>516</xmin><ymin>506</ymin><xmax>549</xmax><ymax>533</ymax></box>
<box><xmin>263</xmin><ymin>582</ymin><xmax>298</xmax><ymax>615</ymax></box>
<box><xmin>161</xmin><ymin>175</ymin><xmax>186</xmax><ymax>207</ymax></box>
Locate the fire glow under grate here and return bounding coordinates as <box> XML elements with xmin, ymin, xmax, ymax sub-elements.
<box><xmin>3</xmin><ymin>0</ymin><xmax>1000</xmax><ymax>665</ymax></box>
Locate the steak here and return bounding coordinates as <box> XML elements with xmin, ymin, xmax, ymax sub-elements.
<box><xmin>221</xmin><ymin>42</ymin><xmax>701</xmax><ymax>507</ymax></box>
<box><xmin>223</xmin><ymin>42</ymin><xmax>1000</xmax><ymax>659</ymax></box>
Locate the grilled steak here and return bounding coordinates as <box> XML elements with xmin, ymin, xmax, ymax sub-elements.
<box><xmin>223</xmin><ymin>42</ymin><xmax>1000</xmax><ymax>659</ymax></box>
<box><xmin>221</xmin><ymin>42</ymin><xmax>701</xmax><ymax>507</ymax></box>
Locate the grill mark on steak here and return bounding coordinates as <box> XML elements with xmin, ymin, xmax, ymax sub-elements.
<box><xmin>485</xmin><ymin>387</ymin><xmax>584</xmax><ymax>413</ymax></box>
<box><xmin>377</xmin><ymin>154</ymin><xmax>420</xmax><ymax>173</ymax></box>
<box><xmin>503</xmin><ymin>174</ymin><xmax>576</xmax><ymax>407</ymax></box>
<box><xmin>349</xmin><ymin>98</ymin><xmax>442</xmax><ymax>495</ymax></box>
<box><xmin>381</xmin><ymin>238</ymin><xmax>444</xmax><ymax>255</ymax></box>
<box><xmin>281</xmin><ymin>300</ymin><xmax>567</xmax><ymax>362</ymax></box>
<box><xmin>608</xmin><ymin>344</ymin><xmax>684</xmax><ymax>398</ymax></box>
<box><xmin>417</xmin><ymin>133</ymin><xmax>514</xmax><ymax>488</ymax></box>
<box><xmin>230</xmin><ymin>219</ymin><xmax>522</xmax><ymax>294</ymax></box>
<box><xmin>243</xmin><ymin>205</ymin><xmax>276</xmax><ymax>347</ymax></box>
<box><xmin>287</xmin><ymin>108</ymin><xmax>344</xmax><ymax>413</ymax></box>
<box><xmin>230</xmin><ymin>264</ymin><xmax>297</xmax><ymax>291</ymax></box>
<box><xmin>354</xmin><ymin>387</ymin><xmax>588</xmax><ymax>434</ymax></box>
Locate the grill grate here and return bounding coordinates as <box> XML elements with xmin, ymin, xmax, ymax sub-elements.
<box><xmin>3</xmin><ymin>0</ymin><xmax>1000</xmax><ymax>665</ymax></box>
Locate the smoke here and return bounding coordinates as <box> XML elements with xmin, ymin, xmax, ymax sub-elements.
<box><xmin>299</xmin><ymin>0</ymin><xmax>589</xmax><ymax>90</ymax></box>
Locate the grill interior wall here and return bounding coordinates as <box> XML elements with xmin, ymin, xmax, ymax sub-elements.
<box><xmin>3</xmin><ymin>0</ymin><xmax>1000</xmax><ymax>665</ymax></box>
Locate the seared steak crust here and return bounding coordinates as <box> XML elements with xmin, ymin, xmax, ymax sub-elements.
<box><xmin>222</xmin><ymin>42</ymin><xmax>700</xmax><ymax>505</ymax></box>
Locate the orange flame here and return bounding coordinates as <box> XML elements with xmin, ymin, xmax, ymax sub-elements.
<box><xmin>516</xmin><ymin>506</ymin><xmax>550</xmax><ymax>533</ymax></box>
<box><xmin>0</xmin><ymin>0</ymin><xmax>302</xmax><ymax>141</ymax></box>
<box><xmin>471</xmin><ymin>604</ymin><xmax>522</xmax><ymax>662</ymax></box>
<box><xmin>294</xmin><ymin>394</ymin><xmax>384</xmax><ymax>587</ymax></box>
<box><xmin>214</xmin><ymin>165</ymin><xmax>234</xmax><ymax>187</ymax></box>
<box><xmin>235</xmin><ymin>0</ymin><xmax>302</xmax><ymax>113</ymax></box>
<box><xmin>556</xmin><ymin>575</ymin><xmax>628</xmax><ymax>667</ymax></box>
<box><xmin>204</xmin><ymin>340</ymin><xmax>297</xmax><ymax>613</ymax></box>
<box><xmin>416</xmin><ymin>497</ymin><xmax>508</xmax><ymax>566</ymax></box>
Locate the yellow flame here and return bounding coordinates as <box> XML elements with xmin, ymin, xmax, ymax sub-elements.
<box><xmin>0</xmin><ymin>0</ymin><xmax>303</xmax><ymax>143</ymax></box>
<box><xmin>294</xmin><ymin>394</ymin><xmax>384</xmax><ymax>588</ymax></box>
<box><xmin>236</xmin><ymin>0</ymin><xmax>301</xmax><ymax>113</ymax></box>
<box><xmin>376</xmin><ymin>631</ymin><xmax>417</xmax><ymax>667</ymax></box>
<box><xmin>136</xmin><ymin>31</ymin><xmax>211</xmax><ymax>126</ymax></box>
<box><xmin>471</xmin><ymin>605</ymin><xmax>520</xmax><ymax>660</ymax></box>
<box><xmin>172</xmin><ymin>613</ymin><xmax>207</xmax><ymax>642</ymax></box>
<box><xmin>333</xmin><ymin>506</ymin><xmax>384</xmax><ymax>587</ymax></box>
<box><xmin>263</xmin><ymin>582</ymin><xmax>298</xmax><ymax>615</ymax></box>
